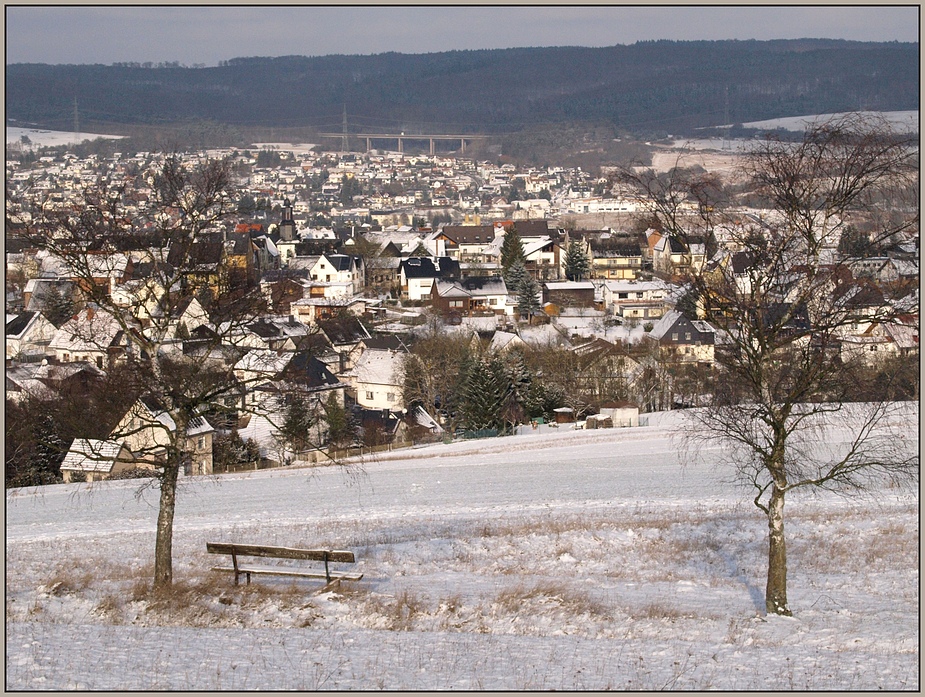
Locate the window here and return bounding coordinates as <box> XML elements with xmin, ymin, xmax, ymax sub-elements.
<box><xmin>387</xmin><ymin>393</ymin><xmax>395</xmax><ymax>402</ymax></box>
<box><xmin>450</xmin><ymin>300</ymin><xmax>464</xmax><ymax>308</ymax></box>
<box><xmin>366</xmin><ymin>391</ymin><xmax>374</xmax><ymax>401</ymax></box>
<box><xmin>636</xmin><ymin>292</ymin><xmax>644</xmax><ymax>298</ymax></box>
<box><xmin>671</xmin><ymin>333</ymin><xmax>678</xmax><ymax>341</ymax></box>
<box><xmin>685</xmin><ymin>333</ymin><xmax>691</xmax><ymax>341</ymax></box>
<box><xmin>197</xmin><ymin>437</ymin><xmax>205</xmax><ymax>449</ymax></box>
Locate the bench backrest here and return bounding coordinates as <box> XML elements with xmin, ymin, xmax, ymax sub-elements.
<box><xmin>206</xmin><ymin>542</ymin><xmax>355</xmax><ymax>564</ymax></box>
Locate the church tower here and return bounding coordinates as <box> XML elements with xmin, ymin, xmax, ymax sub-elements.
<box><xmin>279</xmin><ymin>198</ymin><xmax>296</xmax><ymax>242</ymax></box>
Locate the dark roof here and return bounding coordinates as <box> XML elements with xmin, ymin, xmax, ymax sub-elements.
<box><xmin>225</xmin><ymin>231</ymin><xmax>252</xmax><ymax>256</ymax></box>
<box><xmin>291</xmin><ymin>333</ymin><xmax>333</xmax><ymax>353</ymax></box>
<box><xmin>399</xmin><ymin>257</ymin><xmax>460</xmax><ymax>279</ymax></box>
<box><xmin>440</xmin><ymin>225</ymin><xmax>496</xmax><ymax>245</ymax></box>
<box><xmin>282</xmin><ymin>352</ymin><xmax>341</xmax><ymax>389</ymax></box>
<box><xmin>317</xmin><ymin>316</ymin><xmax>370</xmax><ymax>345</ymax></box>
<box><xmin>361</xmin><ymin>335</ymin><xmax>408</xmax><ymax>352</ymax></box>
<box><xmin>509</xmin><ymin>220</ymin><xmax>550</xmax><ymax>236</ymax></box>
<box><xmin>167</xmin><ymin>240</ymin><xmax>223</xmax><ymax>267</ymax></box>
<box><xmin>323</xmin><ymin>254</ymin><xmax>356</xmax><ymax>271</ymax></box>
<box><xmin>247</xmin><ymin>318</ymin><xmax>282</xmax><ymax>338</ymax></box>
<box><xmin>6</xmin><ymin>311</ymin><xmax>35</xmax><ymax>336</ymax></box>
<box><xmin>730</xmin><ymin>251</ymin><xmax>755</xmax><ymax>275</ymax></box>
<box><xmin>354</xmin><ymin>407</ymin><xmax>402</xmax><ymax>434</ymax></box>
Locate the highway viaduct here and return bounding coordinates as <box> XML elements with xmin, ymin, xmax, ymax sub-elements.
<box><xmin>317</xmin><ymin>133</ymin><xmax>490</xmax><ymax>155</ymax></box>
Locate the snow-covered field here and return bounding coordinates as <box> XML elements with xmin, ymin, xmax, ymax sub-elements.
<box><xmin>740</xmin><ymin>110</ymin><xmax>918</xmax><ymax>134</ymax></box>
<box><xmin>6</xmin><ymin>410</ymin><xmax>918</xmax><ymax>690</ymax></box>
<box><xmin>6</xmin><ymin>127</ymin><xmax>126</xmax><ymax>148</ymax></box>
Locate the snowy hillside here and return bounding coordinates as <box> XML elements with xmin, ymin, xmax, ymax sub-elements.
<box><xmin>6</xmin><ymin>409</ymin><xmax>918</xmax><ymax>690</ymax></box>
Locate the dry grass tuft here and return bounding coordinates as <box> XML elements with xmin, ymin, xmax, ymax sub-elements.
<box><xmin>43</xmin><ymin>565</ymin><xmax>95</xmax><ymax>596</ymax></box>
<box><xmin>629</xmin><ymin>601</ymin><xmax>685</xmax><ymax>620</ymax></box>
<box><xmin>495</xmin><ymin>580</ymin><xmax>611</xmax><ymax>619</ymax></box>
<box><xmin>362</xmin><ymin>587</ymin><xmax>431</xmax><ymax>631</ymax></box>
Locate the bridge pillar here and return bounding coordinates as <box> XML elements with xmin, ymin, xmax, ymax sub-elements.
<box><xmin>461</xmin><ymin>138</ymin><xmax>466</xmax><ymax>154</ymax></box>
<box><xmin>430</xmin><ymin>138</ymin><xmax>434</xmax><ymax>156</ymax></box>
<box><xmin>398</xmin><ymin>137</ymin><xmax>403</xmax><ymax>154</ymax></box>
<box><xmin>366</xmin><ymin>137</ymin><xmax>371</xmax><ymax>152</ymax></box>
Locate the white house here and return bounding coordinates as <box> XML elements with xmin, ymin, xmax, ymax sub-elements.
<box><xmin>601</xmin><ymin>280</ymin><xmax>670</xmax><ymax>319</ymax></box>
<box><xmin>47</xmin><ymin>308</ymin><xmax>134</xmax><ymax>368</ymax></box>
<box><xmin>340</xmin><ymin>348</ymin><xmax>406</xmax><ymax>410</ymax></box>
<box><xmin>309</xmin><ymin>253</ymin><xmax>364</xmax><ymax>296</ymax></box>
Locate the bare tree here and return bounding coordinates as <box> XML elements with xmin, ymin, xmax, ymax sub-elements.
<box><xmin>618</xmin><ymin>114</ymin><xmax>919</xmax><ymax>615</ymax></box>
<box><xmin>20</xmin><ymin>156</ymin><xmax>275</xmax><ymax>592</ymax></box>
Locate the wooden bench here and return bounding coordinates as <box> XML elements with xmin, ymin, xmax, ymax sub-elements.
<box><xmin>206</xmin><ymin>542</ymin><xmax>363</xmax><ymax>586</ymax></box>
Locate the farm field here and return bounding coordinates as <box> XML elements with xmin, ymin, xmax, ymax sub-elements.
<box><xmin>6</xmin><ymin>409</ymin><xmax>918</xmax><ymax>690</ymax></box>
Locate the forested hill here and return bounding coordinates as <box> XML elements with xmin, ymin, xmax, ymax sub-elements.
<box><xmin>7</xmin><ymin>39</ymin><xmax>918</xmax><ymax>138</ymax></box>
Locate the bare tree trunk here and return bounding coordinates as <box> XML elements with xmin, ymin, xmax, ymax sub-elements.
<box><xmin>765</xmin><ymin>485</ymin><xmax>791</xmax><ymax>616</ymax></box>
<box><xmin>153</xmin><ymin>461</ymin><xmax>180</xmax><ymax>591</ymax></box>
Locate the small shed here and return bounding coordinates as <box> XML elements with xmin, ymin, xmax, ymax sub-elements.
<box><xmin>553</xmin><ymin>407</ymin><xmax>575</xmax><ymax>424</ymax></box>
<box><xmin>598</xmin><ymin>401</ymin><xmax>640</xmax><ymax>427</ymax></box>
<box><xmin>585</xmin><ymin>414</ymin><xmax>614</xmax><ymax>429</ymax></box>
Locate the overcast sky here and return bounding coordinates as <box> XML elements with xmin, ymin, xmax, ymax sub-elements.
<box><xmin>6</xmin><ymin>6</ymin><xmax>918</xmax><ymax>66</ymax></box>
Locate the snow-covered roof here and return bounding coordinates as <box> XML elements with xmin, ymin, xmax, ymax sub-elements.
<box><xmin>344</xmin><ymin>349</ymin><xmax>403</xmax><ymax>388</ymax></box>
<box><xmin>60</xmin><ymin>439</ymin><xmax>130</xmax><ymax>473</ymax></box>
<box><xmin>234</xmin><ymin>349</ymin><xmax>292</xmax><ymax>376</ymax></box>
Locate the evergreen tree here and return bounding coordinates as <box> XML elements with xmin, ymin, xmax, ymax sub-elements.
<box><xmin>675</xmin><ymin>287</ymin><xmax>699</xmax><ymax>320</ymax></box>
<box><xmin>41</xmin><ymin>284</ymin><xmax>77</xmax><ymax>327</ymax></box>
<box><xmin>504</xmin><ymin>258</ymin><xmax>528</xmax><ymax>295</ymax></box>
<box><xmin>564</xmin><ymin>239</ymin><xmax>591</xmax><ymax>281</ymax></box>
<box><xmin>323</xmin><ymin>392</ymin><xmax>355</xmax><ymax>447</ymax></box>
<box><xmin>500</xmin><ymin>225</ymin><xmax>526</xmax><ymax>278</ymax></box>
<box><xmin>212</xmin><ymin>429</ymin><xmax>257</xmax><ymax>472</ymax></box>
<box><xmin>279</xmin><ymin>393</ymin><xmax>315</xmax><ymax>454</ymax></box>
<box><xmin>460</xmin><ymin>357</ymin><xmax>510</xmax><ymax>431</ymax></box>
<box><xmin>516</xmin><ymin>273</ymin><xmax>541</xmax><ymax>321</ymax></box>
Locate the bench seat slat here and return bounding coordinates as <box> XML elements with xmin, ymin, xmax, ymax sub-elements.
<box><xmin>206</xmin><ymin>543</ymin><xmax>355</xmax><ymax>564</ymax></box>
<box><xmin>211</xmin><ymin>565</ymin><xmax>363</xmax><ymax>581</ymax></box>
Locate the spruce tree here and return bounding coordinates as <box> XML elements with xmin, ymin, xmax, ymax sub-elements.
<box><xmin>323</xmin><ymin>392</ymin><xmax>355</xmax><ymax>447</ymax></box>
<box><xmin>505</xmin><ymin>258</ymin><xmax>528</xmax><ymax>295</ymax></box>
<box><xmin>564</xmin><ymin>239</ymin><xmax>591</xmax><ymax>281</ymax></box>
<box><xmin>460</xmin><ymin>358</ymin><xmax>509</xmax><ymax>431</ymax></box>
<box><xmin>516</xmin><ymin>273</ymin><xmax>541</xmax><ymax>321</ymax></box>
<box><xmin>500</xmin><ymin>225</ymin><xmax>526</xmax><ymax>279</ymax></box>
<box><xmin>280</xmin><ymin>394</ymin><xmax>315</xmax><ymax>454</ymax></box>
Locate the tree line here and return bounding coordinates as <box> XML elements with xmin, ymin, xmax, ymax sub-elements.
<box><xmin>8</xmin><ymin>40</ymin><xmax>917</xmax><ymax>139</ymax></box>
